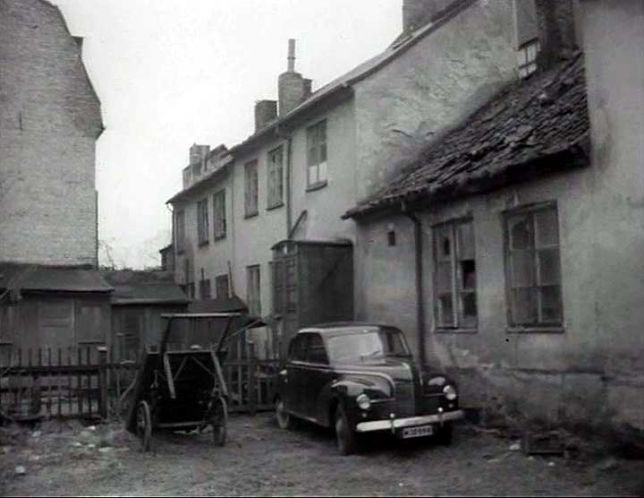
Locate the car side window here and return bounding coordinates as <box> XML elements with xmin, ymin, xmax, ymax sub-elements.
<box><xmin>307</xmin><ymin>334</ymin><xmax>329</xmax><ymax>365</ymax></box>
<box><xmin>289</xmin><ymin>335</ymin><xmax>308</xmax><ymax>362</ymax></box>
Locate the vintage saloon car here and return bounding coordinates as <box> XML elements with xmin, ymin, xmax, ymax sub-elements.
<box><xmin>275</xmin><ymin>323</ymin><xmax>464</xmax><ymax>454</ymax></box>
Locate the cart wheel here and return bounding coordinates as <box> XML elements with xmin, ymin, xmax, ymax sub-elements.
<box><xmin>211</xmin><ymin>396</ymin><xmax>227</xmax><ymax>447</ymax></box>
<box><xmin>136</xmin><ymin>400</ymin><xmax>152</xmax><ymax>452</ymax></box>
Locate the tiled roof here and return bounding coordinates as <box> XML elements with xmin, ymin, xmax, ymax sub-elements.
<box><xmin>345</xmin><ymin>54</ymin><xmax>590</xmax><ymax>219</ymax></box>
<box><xmin>101</xmin><ymin>270</ymin><xmax>189</xmax><ymax>305</ymax></box>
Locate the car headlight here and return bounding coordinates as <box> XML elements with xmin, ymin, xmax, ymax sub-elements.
<box><xmin>442</xmin><ymin>384</ymin><xmax>458</xmax><ymax>401</ymax></box>
<box><xmin>356</xmin><ymin>394</ymin><xmax>371</xmax><ymax>410</ymax></box>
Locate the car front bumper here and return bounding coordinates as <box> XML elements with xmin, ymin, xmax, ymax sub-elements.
<box><xmin>355</xmin><ymin>409</ymin><xmax>464</xmax><ymax>433</ymax></box>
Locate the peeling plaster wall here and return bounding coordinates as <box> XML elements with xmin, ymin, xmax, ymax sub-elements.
<box><xmin>0</xmin><ymin>0</ymin><xmax>102</xmax><ymax>266</ymax></box>
<box><xmin>355</xmin><ymin>0</ymin><xmax>644</xmax><ymax>441</ymax></box>
<box><xmin>353</xmin><ymin>0</ymin><xmax>518</xmax><ymax>202</ymax></box>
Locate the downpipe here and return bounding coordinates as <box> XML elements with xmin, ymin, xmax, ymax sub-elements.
<box><xmin>403</xmin><ymin>206</ymin><xmax>428</xmax><ymax>369</ymax></box>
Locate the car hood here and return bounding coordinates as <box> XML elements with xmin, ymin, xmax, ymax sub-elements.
<box><xmin>332</xmin><ymin>358</ymin><xmax>416</xmax><ymax>384</ymax></box>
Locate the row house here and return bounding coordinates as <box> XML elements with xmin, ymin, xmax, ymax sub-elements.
<box><xmin>167</xmin><ymin>0</ymin><xmax>558</xmax><ymax>357</ymax></box>
<box><xmin>346</xmin><ymin>0</ymin><xmax>644</xmax><ymax>441</ymax></box>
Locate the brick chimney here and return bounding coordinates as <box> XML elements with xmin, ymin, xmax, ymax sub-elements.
<box><xmin>278</xmin><ymin>39</ymin><xmax>309</xmax><ymax>117</ymax></box>
<box><xmin>255</xmin><ymin>100</ymin><xmax>278</xmax><ymax>132</ymax></box>
<box><xmin>402</xmin><ymin>0</ymin><xmax>457</xmax><ymax>32</ymax></box>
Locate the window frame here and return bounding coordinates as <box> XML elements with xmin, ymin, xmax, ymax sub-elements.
<box><xmin>503</xmin><ymin>201</ymin><xmax>564</xmax><ymax>333</ymax></box>
<box><xmin>432</xmin><ymin>217</ymin><xmax>478</xmax><ymax>333</ymax></box>
<box><xmin>244</xmin><ymin>159</ymin><xmax>259</xmax><ymax>218</ymax></box>
<box><xmin>197</xmin><ymin>198</ymin><xmax>210</xmax><ymax>247</ymax></box>
<box><xmin>215</xmin><ymin>274</ymin><xmax>230</xmax><ymax>300</ymax></box>
<box><xmin>306</xmin><ymin>119</ymin><xmax>328</xmax><ymax>191</ymax></box>
<box><xmin>213</xmin><ymin>189</ymin><xmax>227</xmax><ymax>241</ymax></box>
<box><xmin>267</xmin><ymin>145</ymin><xmax>285</xmax><ymax>210</ymax></box>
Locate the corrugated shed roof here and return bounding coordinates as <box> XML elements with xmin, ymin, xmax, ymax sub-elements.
<box><xmin>101</xmin><ymin>270</ymin><xmax>189</xmax><ymax>305</ymax></box>
<box><xmin>0</xmin><ymin>264</ymin><xmax>113</xmax><ymax>293</ymax></box>
<box><xmin>345</xmin><ymin>54</ymin><xmax>590</xmax><ymax>219</ymax></box>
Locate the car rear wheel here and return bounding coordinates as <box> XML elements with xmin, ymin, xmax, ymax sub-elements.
<box><xmin>275</xmin><ymin>398</ymin><xmax>292</xmax><ymax>430</ymax></box>
<box><xmin>334</xmin><ymin>405</ymin><xmax>357</xmax><ymax>456</ymax></box>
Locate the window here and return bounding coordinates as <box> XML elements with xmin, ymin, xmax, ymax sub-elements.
<box><xmin>307</xmin><ymin>334</ymin><xmax>328</xmax><ymax>364</ymax></box>
<box><xmin>306</xmin><ymin>120</ymin><xmax>327</xmax><ymax>189</ymax></box>
<box><xmin>267</xmin><ymin>146</ymin><xmax>284</xmax><ymax>209</ymax></box>
<box><xmin>215</xmin><ymin>274</ymin><xmax>229</xmax><ymax>300</ymax></box>
<box><xmin>199</xmin><ymin>277</ymin><xmax>212</xmax><ymax>300</ymax></box>
<box><xmin>505</xmin><ymin>204</ymin><xmax>563</xmax><ymax>328</ymax></box>
<box><xmin>512</xmin><ymin>0</ymin><xmax>539</xmax><ymax>78</ymax></box>
<box><xmin>175</xmin><ymin>210</ymin><xmax>186</xmax><ymax>254</ymax></box>
<box><xmin>244</xmin><ymin>160</ymin><xmax>259</xmax><ymax>217</ymax></box>
<box><xmin>517</xmin><ymin>39</ymin><xmax>540</xmax><ymax>78</ymax></box>
<box><xmin>197</xmin><ymin>198</ymin><xmax>209</xmax><ymax>246</ymax></box>
<box><xmin>213</xmin><ymin>189</ymin><xmax>226</xmax><ymax>240</ymax></box>
<box><xmin>433</xmin><ymin>219</ymin><xmax>477</xmax><ymax>330</ymax></box>
<box><xmin>288</xmin><ymin>334</ymin><xmax>308</xmax><ymax>362</ymax></box>
<box><xmin>247</xmin><ymin>265</ymin><xmax>261</xmax><ymax>316</ymax></box>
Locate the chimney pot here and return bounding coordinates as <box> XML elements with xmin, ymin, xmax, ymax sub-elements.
<box><xmin>288</xmin><ymin>38</ymin><xmax>296</xmax><ymax>72</ymax></box>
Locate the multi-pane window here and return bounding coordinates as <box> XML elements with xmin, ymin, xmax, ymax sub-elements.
<box><xmin>247</xmin><ymin>265</ymin><xmax>261</xmax><ymax>317</ymax></box>
<box><xmin>505</xmin><ymin>204</ymin><xmax>563</xmax><ymax>327</ymax></box>
<box><xmin>518</xmin><ymin>39</ymin><xmax>540</xmax><ymax>78</ymax></box>
<box><xmin>175</xmin><ymin>210</ymin><xmax>186</xmax><ymax>253</ymax></box>
<box><xmin>267</xmin><ymin>146</ymin><xmax>284</xmax><ymax>209</ymax></box>
<box><xmin>306</xmin><ymin>120</ymin><xmax>327</xmax><ymax>188</ymax></box>
<box><xmin>433</xmin><ymin>219</ymin><xmax>477</xmax><ymax>330</ymax></box>
<box><xmin>244</xmin><ymin>160</ymin><xmax>259</xmax><ymax>217</ymax></box>
<box><xmin>215</xmin><ymin>275</ymin><xmax>229</xmax><ymax>300</ymax></box>
<box><xmin>197</xmin><ymin>198</ymin><xmax>209</xmax><ymax>246</ymax></box>
<box><xmin>213</xmin><ymin>189</ymin><xmax>226</xmax><ymax>240</ymax></box>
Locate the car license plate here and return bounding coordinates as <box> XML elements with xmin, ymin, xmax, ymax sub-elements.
<box><xmin>402</xmin><ymin>425</ymin><xmax>434</xmax><ymax>439</ymax></box>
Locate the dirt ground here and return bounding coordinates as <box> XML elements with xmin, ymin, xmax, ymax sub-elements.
<box><xmin>1</xmin><ymin>413</ymin><xmax>643</xmax><ymax>497</ymax></box>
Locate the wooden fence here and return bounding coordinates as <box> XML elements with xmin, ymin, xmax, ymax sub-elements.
<box><xmin>0</xmin><ymin>341</ymin><xmax>282</xmax><ymax>422</ymax></box>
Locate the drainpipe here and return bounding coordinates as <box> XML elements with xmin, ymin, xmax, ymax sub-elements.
<box><xmin>403</xmin><ymin>204</ymin><xmax>428</xmax><ymax>368</ymax></box>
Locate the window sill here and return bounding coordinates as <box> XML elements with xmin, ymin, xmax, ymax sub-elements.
<box><xmin>507</xmin><ymin>326</ymin><xmax>565</xmax><ymax>334</ymax></box>
<box><xmin>214</xmin><ymin>235</ymin><xmax>227</xmax><ymax>242</ymax></box>
<box><xmin>435</xmin><ymin>328</ymin><xmax>478</xmax><ymax>335</ymax></box>
<box><xmin>198</xmin><ymin>240</ymin><xmax>210</xmax><ymax>248</ymax></box>
<box><xmin>306</xmin><ymin>181</ymin><xmax>328</xmax><ymax>193</ymax></box>
<box><xmin>244</xmin><ymin>212</ymin><xmax>259</xmax><ymax>220</ymax></box>
<box><xmin>267</xmin><ymin>202</ymin><xmax>284</xmax><ymax>212</ymax></box>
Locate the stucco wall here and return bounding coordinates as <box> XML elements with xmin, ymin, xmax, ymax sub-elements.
<box><xmin>356</xmin><ymin>0</ymin><xmax>644</xmax><ymax>431</ymax></box>
<box><xmin>353</xmin><ymin>0</ymin><xmax>518</xmax><ymax>201</ymax></box>
<box><xmin>0</xmin><ymin>0</ymin><xmax>102</xmax><ymax>266</ymax></box>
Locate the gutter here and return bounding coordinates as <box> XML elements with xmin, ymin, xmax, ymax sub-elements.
<box><xmin>402</xmin><ymin>204</ymin><xmax>428</xmax><ymax>368</ymax></box>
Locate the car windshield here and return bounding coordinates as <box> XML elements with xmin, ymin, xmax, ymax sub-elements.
<box><xmin>326</xmin><ymin>327</ymin><xmax>411</xmax><ymax>363</ymax></box>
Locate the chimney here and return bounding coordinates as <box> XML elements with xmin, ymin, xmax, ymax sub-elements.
<box><xmin>534</xmin><ymin>0</ymin><xmax>577</xmax><ymax>67</ymax></box>
<box><xmin>189</xmin><ymin>144</ymin><xmax>210</xmax><ymax>165</ymax></box>
<box><xmin>255</xmin><ymin>100</ymin><xmax>278</xmax><ymax>132</ymax></box>
<box><xmin>278</xmin><ymin>39</ymin><xmax>309</xmax><ymax>116</ymax></box>
<box><xmin>402</xmin><ymin>0</ymin><xmax>456</xmax><ymax>32</ymax></box>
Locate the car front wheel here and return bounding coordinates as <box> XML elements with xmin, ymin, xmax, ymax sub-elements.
<box><xmin>334</xmin><ymin>404</ymin><xmax>357</xmax><ymax>456</ymax></box>
<box><xmin>435</xmin><ymin>422</ymin><xmax>453</xmax><ymax>446</ymax></box>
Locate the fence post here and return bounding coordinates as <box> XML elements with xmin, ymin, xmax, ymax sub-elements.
<box><xmin>248</xmin><ymin>341</ymin><xmax>256</xmax><ymax>416</ymax></box>
<box><xmin>97</xmin><ymin>346</ymin><xmax>108</xmax><ymax>420</ymax></box>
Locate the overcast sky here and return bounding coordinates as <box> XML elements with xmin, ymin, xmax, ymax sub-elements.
<box><xmin>51</xmin><ymin>0</ymin><xmax>402</xmax><ymax>269</ymax></box>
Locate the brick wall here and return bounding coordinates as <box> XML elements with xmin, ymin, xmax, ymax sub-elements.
<box><xmin>0</xmin><ymin>0</ymin><xmax>103</xmax><ymax>266</ymax></box>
